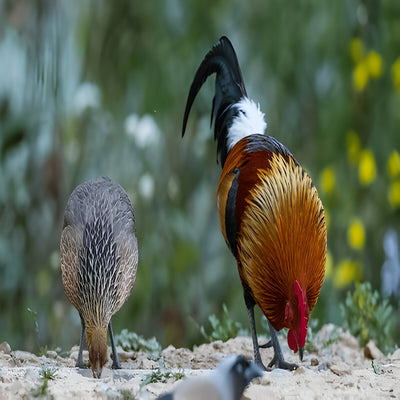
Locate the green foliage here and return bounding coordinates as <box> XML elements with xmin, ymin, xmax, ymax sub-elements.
<box><xmin>39</xmin><ymin>345</ymin><xmax>49</xmax><ymax>357</ymax></box>
<box><xmin>200</xmin><ymin>304</ymin><xmax>247</xmax><ymax>343</ymax></box>
<box><xmin>340</xmin><ymin>282</ymin><xmax>394</xmax><ymax>353</ymax></box>
<box><xmin>371</xmin><ymin>360</ymin><xmax>390</xmax><ymax>375</ymax></box>
<box><xmin>27</xmin><ymin>308</ymin><xmax>39</xmax><ymax>337</ymax></box>
<box><xmin>27</xmin><ymin>307</ymin><xmax>44</xmax><ymax>355</ymax></box>
<box><xmin>30</xmin><ymin>365</ymin><xmax>57</xmax><ymax>398</ymax></box>
<box><xmin>39</xmin><ymin>365</ymin><xmax>58</xmax><ymax>380</ymax></box>
<box><xmin>305</xmin><ymin>322</ymin><xmax>341</xmax><ymax>353</ymax></box>
<box><xmin>141</xmin><ymin>366</ymin><xmax>185</xmax><ymax>386</ymax></box>
<box><xmin>114</xmin><ymin>330</ymin><xmax>162</xmax><ymax>360</ymax></box>
<box><xmin>322</xmin><ymin>328</ymin><xmax>341</xmax><ymax>349</ymax></box>
<box><xmin>27</xmin><ymin>308</ymin><xmax>51</xmax><ymax>356</ymax></box>
<box><xmin>30</xmin><ymin>381</ymin><xmax>51</xmax><ymax>399</ymax></box>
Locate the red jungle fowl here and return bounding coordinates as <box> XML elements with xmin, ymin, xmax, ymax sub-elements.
<box><xmin>182</xmin><ymin>37</ymin><xmax>327</xmax><ymax>370</ymax></box>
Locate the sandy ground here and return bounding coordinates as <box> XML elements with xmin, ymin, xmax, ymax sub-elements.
<box><xmin>0</xmin><ymin>324</ymin><xmax>399</xmax><ymax>399</ymax></box>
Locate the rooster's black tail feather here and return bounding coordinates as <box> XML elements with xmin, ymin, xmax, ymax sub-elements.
<box><xmin>182</xmin><ymin>36</ymin><xmax>247</xmax><ymax>165</ymax></box>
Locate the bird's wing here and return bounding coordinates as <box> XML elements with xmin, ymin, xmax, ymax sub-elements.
<box><xmin>112</xmin><ymin>232</ymin><xmax>138</xmax><ymax>314</ymax></box>
<box><xmin>60</xmin><ymin>224</ymin><xmax>82</xmax><ymax>311</ymax></box>
<box><xmin>218</xmin><ymin>168</ymin><xmax>239</xmax><ymax>256</ymax></box>
<box><xmin>217</xmin><ymin>134</ymin><xmax>293</xmax><ymax>257</ymax></box>
<box><xmin>96</xmin><ymin>180</ymin><xmax>138</xmax><ymax>315</ymax></box>
<box><xmin>105</xmin><ymin>182</ymin><xmax>136</xmax><ymax>238</ymax></box>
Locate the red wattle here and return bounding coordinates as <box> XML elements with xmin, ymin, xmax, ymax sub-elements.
<box><xmin>287</xmin><ymin>329</ymin><xmax>298</xmax><ymax>353</ymax></box>
<box><xmin>294</xmin><ymin>280</ymin><xmax>309</xmax><ymax>348</ymax></box>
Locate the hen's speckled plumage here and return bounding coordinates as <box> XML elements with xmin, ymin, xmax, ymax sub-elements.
<box><xmin>60</xmin><ymin>177</ymin><xmax>138</xmax><ymax>378</ymax></box>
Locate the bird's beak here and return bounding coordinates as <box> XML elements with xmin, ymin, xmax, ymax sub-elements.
<box><xmin>299</xmin><ymin>346</ymin><xmax>304</xmax><ymax>362</ymax></box>
<box><xmin>245</xmin><ymin>361</ymin><xmax>264</xmax><ymax>381</ymax></box>
<box><xmin>92</xmin><ymin>359</ymin><xmax>102</xmax><ymax>379</ymax></box>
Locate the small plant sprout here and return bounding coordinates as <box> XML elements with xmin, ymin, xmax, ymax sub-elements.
<box><xmin>371</xmin><ymin>360</ymin><xmax>391</xmax><ymax>375</ymax></box>
<box><xmin>340</xmin><ymin>282</ymin><xmax>394</xmax><ymax>353</ymax></box>
<box><xmin>114</xmin><ymin>330</ymin><xmax>162</xmax><ymax>361</ymax></box>
<box><xmin>27</xmin><ymin>307</ymin><xmax>41</xmax><ymax>354</ymax></box>
<box><xmin>39</xmin><ymin>365</ymin><xmax>58</xmax><ymax>380</ymax></box>
<box><xmin>30</xmin><ymin>365</ymin><xmax>58</xmax><ymax>398</ymax></box>
<box><xmin>141</xmin><ymin>366</ymin><xmax>185</xmax><ymax>387</ymax></box>
<box><xmin>200</xmin><ymin>304</ymin><xmax>247</xmax><ymax>343</ymax></box>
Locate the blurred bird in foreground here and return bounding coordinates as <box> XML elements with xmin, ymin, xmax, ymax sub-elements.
<box><xmin>381</xmin><ymin>228</ymin><xmax>400</xmax><ymax>297</ymax></box>
<box><xmin>60</xmin><ymin>177</ymin><xmax>138</xmax><ymax>378</ymax></box>
<box><xmin>182</xmin><ymin>37</ymin><xmax>327</xmax><ymax>370</ymax></box>
<box><xmin>158</xmin><ymin>354</ymin><xmax>263</xmax><ymax>400</ymax></box>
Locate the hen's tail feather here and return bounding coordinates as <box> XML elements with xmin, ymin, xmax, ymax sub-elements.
<box><xmin>182</xmin><ymin>36</ymin><xmax>247</xmax><ymax>165</ymax></box>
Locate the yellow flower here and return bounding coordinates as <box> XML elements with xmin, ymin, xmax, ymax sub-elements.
<box><xmin>325</xmin><ymin>251</ymin><xmax>333</xmax><ymax>279</ymax></box>
<box><xmin>366</xmin><ymin>51</ymin><xmax>383</xmax><ymax>79</ymax></box>
<box><xmin>358</xmin><ymin>294</ymin><xmax>364</xmax><ymax>310</ymax></box>
<box><xmin>346</xmin><ymin>130</ymin><xmax>361</xmax><ymax>165</ymax></box>
<box><xmin>392</xmin><ymin>57</ymin><xmax>400</xmax><ymax>91</ymax></box>
<box><xmin>361</xmin><ymin>326</ymin><xmax>368</xmax><ymax>342</ymax></box>
<box><xmin>358</xmin><ymin>149</ymin><xmax>376</xmax><ymax>185</ymax></box>
<box><xmin>387</xmin><ymin>150</ymin><xmax>400</xmax><ymax>179</ymax></box>
<box><xmin>320</xmin><ymin>167</ymin><xmax>335</xmax><ymax>195</ymax></box>
<box><xmin>347</xmin><ymin>218</ymin><xmax>365</xmax><ymax>250</ymax></box>
<box><xmin>349</xmin><ymin>38</ymin><xmax>364</xmax><ymax>63</ymax></box>
<box><xmin>388</xmin><ymin>181</ymin><xmax>400</xmax><ymax>208</ymax></box>
<box><xmin>353</xmin><ymin>61</ymin><xmax>369</xmax><ymax>91</ymax></box>
<box><xmin>333</xmin><ymin>259</ymin><xmax>362</xmax><ymax>288</ymax></box>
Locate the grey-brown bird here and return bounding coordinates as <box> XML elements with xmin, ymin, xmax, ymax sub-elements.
<box><xmin>60</xmin><ymin>177</ymin><xmax>138</xmax><ymax>378</ymax></box>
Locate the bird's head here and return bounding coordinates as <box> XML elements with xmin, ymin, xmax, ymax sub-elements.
<box><xmin>212</xmin><ymin>355</ymin><xmax>263</xmax><ymax>400</ymax></box>
<box><xmin>285</xmin><ymin>280</ymin><xmax>309</xmax><ymax>360</ymax></box>
<box><xmin>86</xmin><ymin>325</ymin><xmax>108</xmax><ymax>378</ymax></box>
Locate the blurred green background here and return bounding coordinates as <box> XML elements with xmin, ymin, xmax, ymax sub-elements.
<box><xmin>1</xmin><ymin>0</ymin><xmax>400</xmax><ymax>353</ymax></box>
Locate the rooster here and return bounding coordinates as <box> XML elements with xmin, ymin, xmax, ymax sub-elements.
<box><xmin>182</xmin><ymin>37</ymin><xmax>326</xmax><ymax>370</ymax></box>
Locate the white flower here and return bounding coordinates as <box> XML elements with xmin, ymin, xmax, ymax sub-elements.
<box><xmin>73</xmin><ymin>82</ymin><xmax>100</xmax><ymax>114</ymax></box>
<box><xmin>138</xmin><ymin>173</ymin><xmax>154</xmax><ymax>199</ymax></box>
<box><xmin>125</xmin><ymin>114</ymin><xmax>161</xmax><ymax>148</ymax></box>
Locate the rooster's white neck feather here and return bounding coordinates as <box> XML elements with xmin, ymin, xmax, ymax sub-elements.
<box><xmin>227</xmin><ymin>97</ymin><xmax>267</xmax><ymax>151</ymax></box>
